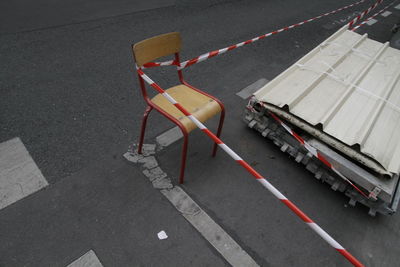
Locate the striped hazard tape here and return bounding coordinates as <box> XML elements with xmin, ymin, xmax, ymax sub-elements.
<box><xmin>136</xmin><ymin>66</ymin><xmax>364</xmax><ymax>267</ymax></box>
<box><xmin>347</xmin><ymin>0</ymin><xmax>384</xmax><ymax>29</ymax></box>
<box><xmin>142</xmin><ymin>0</ymin><xmax>368</xmax><ymax>69</ymax></box>
<box><xmin>352</xmin><ymin>0</ymin><xmax>399</xmax><ymax>31</ymax></box>
<box><xmin>259</xmin><ymin>105</ymin><xmax>370</xmax><ymax>199</ymax></box>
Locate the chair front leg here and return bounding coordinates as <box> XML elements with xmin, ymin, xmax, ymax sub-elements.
<box><xmin>179</xmin><ymin>127</ymin><xmax>189</xmax><ymax>184</ymax></box>
<box><xmin>138</xmin><ymin>105</ymin><xmax>153</xmax><ymax>154</ymax></box>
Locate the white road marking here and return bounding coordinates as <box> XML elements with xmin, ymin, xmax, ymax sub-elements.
<box><xmin>395</xmin><ymin>3</ymin><xmax>400</xmax><ymax>9</ymax></box>
<box><xmin>67</xmin><ymin>250</ymin><xmax>103</xmax><ymax>267</ymax></box>
<box><xmin>161</xmin><ymin>186</ymin><xmax>259</xmax><ymax>267</ymax></box>
<box><xmin>366</xmin><ymin>18</ymin><xmax>378</xmax><ymax>26</ymax></box>
<box><xmin>156</xmin><ymin>126</ymin><xmax>183</xmax><ymax>148</ymax></box>
<box><xmin>125</xmin><ymin>146</ymin><xmax>259</xmax><ymax>266</ymax></box>
<box><xmin>236</xmin><ymin>78</ymin><xmax>269</xmax><ymax>99</ymax></box>
<box><xmin>381</xmin><ymin>11</ymin><xmax>392</xmax><ymax>17</ymax></box>
<box><xmin>0</xmin><ymin>137</ymin><xmax>48</xmax><ymax>210</ymax></box>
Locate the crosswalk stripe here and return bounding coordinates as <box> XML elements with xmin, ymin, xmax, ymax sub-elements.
<box><xmin>67</xmin><ymin>250</ymin><xmax>103</xmax><ymax>267</ymax></box>
<box><xmin>0</xmin><ymin>137</ymin><xmax>48</xmax><ymax>210</ymax></box>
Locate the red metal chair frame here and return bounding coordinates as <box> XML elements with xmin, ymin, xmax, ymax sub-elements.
<box><xmin>136</xmin><ymin>53</ymin><xmax>225</xmax><ymax>184</ymax></box>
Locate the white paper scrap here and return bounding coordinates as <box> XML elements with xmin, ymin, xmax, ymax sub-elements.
<box><xmin>157</xmin><ymin>230</ymin><xmax>168</xmax><ymax>240</ymax></box>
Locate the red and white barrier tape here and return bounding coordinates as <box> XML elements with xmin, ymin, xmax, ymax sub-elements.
<box><xmin>136</xmin><ymin>66</ymin><xmax>364</xmax><ymax>267</ymax></box>
<box><xmin>255</xmin><ymin>104</ymin><xmax>369</xmax><ymax>199</ymax></box>
<box><xmin>142</xmin><ymin>0</ymin><xmax>368</xmax><ymax>69</ymax></box>
<box><xmin>142</xmin><ymin>59</ymin><xmax>178</xmax><ymax>68</ymax></box>
<box><xmin>352</xmin><ymin>0</ymin><xmax>398</xmax><ymax>31</ymax></box>
<box><xmin>347</xmin><ymin>0</ymin><xmax>384</xmax><ymax>29</ymax></box>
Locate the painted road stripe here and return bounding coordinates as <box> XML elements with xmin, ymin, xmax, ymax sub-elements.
<box><xmin>366</xmin><ymin>18</ymin><xmax>378</xmax><ymax>25</ymax></box>
<box><xmin>125</xmin><ymin>146</ymin><xmax>259</xmax><ymax>267</ymax></box>
<box><xmin>381</xmin><ymin>11</ymin><xmax>392</xmax><ymax>17</ymax></box>
<box><xmin>0</xmin><ymin>137</ymin><xmax>48</xmax><ymax>210</ymax></box>
<box><xmin>156</xmin><ymin>126</ymin><xmax>183</xmax><ymax>148</ymax></box>
<box><xmin>236</xmin><ymin>78</ymin><xmax>269</xmax><ymax>99</ymax></box>
<box><xmin>67</xmin><ymin>250</ymin><xmax>103</xmax><ymax>267</ymax></box>
<box><xmin>161</xmin><ymin>186</ymin><xmax>259</xmax><ymax>267</ymax></box>
<box><xmin>395</xmin><ymin>3</ymin><xmax>400</xmax><ymax>9</ymax></box>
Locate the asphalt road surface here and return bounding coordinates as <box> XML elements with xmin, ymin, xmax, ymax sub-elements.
<box><xmin>1</xmin><ymin>0</ymin><xmax>400</xmax><ymax>266</ymax></box>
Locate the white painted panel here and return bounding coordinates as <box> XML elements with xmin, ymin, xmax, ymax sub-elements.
<box><xmin>366</xmin><ymin>18</ymin><xmax>378</xmax><ymax>26</ymax></box>
<box><xmin>0</xmin><ymin>137</ymin><xmax>48</xmax><ymax>210</ymax></box>
<box><xmin>381</xmin><ymin>11</ymin><xmax>392</xmax><ymax>17</ymax></box>
<box><xmin>67</xmin><ymin>250</ymin><xmax>103</xmax><ymax>267</ymax></box>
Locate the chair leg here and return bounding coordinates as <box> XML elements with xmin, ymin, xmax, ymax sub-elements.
<box><xmin>179</xmin><ymin>128</ymin><xmax>189</xmax><ymax>184</ymax></box>
<box><xmin>212</xmin><ymin>109</ymin><xmax>225</xmax><ymax>157</ymax></box>
<box><xmin>138</xmin><ymin>105</ymin><xmax>153</xmax><ymax>154</ymax></box>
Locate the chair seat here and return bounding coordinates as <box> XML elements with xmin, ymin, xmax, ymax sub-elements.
<box><xmin>151</xmin><ymin>85</ymin><xmax>222</xmax><ymax>132</ymax></box>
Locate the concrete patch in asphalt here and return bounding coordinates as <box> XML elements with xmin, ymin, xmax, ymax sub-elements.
<box><xmin>67</xmin><ymin>250</ymin><xmax>103</xmax><ymax>267</ymax></box>
<box><xmin>138</xmin><ymin>156</ymin><xmax>158</xmax><ymax>169</ymax></box>
<box><xmin>143</xmin><ymin>167</ymin><xmax>167</xmax><ymax>182</ymax></box>
<box><xmin>0</xmin><ymin>137</ymin><xmax>48</xmax><ymax>210</ymax></box>
<box><xmin>236</xmin><ymin>78</ymin><xmax>269</xmax><ymax>99</ymax></box>
<box><xmin>152</xmin><ymin>175</ymin><xmax>173</xmax><ymax>189</ymax></box>
<box><xmin>123</xmin><ymin>144</ymin><xmax>156</xmax><ymax>163</ymax></box>
<box><xmin>123</xmin><ymin>152</ymin><xmax>144</xmax><ymax>163</ymax></box>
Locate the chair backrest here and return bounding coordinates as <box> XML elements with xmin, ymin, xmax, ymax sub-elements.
<box><xmin>133</xmin><ymin>32</ymin><xmax>181</xmax><ymax>67</ymax></box>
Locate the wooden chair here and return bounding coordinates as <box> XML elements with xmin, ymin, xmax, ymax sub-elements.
<box><xmin>132</xmin><ymin>32</ymin><xmax>225</xmax><ymax>184</ymax></box>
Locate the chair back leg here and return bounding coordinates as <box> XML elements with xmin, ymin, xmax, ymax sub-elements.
<box><xmin>212</xmin><ymin>109</ymin><xmax>225</xmax><ymax>157</ymax></box>
<box><xmin>138</xmin><ymin>105</ymin><xmax>153</xmax><ymax>154</ymax></box>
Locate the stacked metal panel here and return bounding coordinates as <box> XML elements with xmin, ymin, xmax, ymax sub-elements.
<box><xmin>254</xmin><ymin>27</ymin><xmax>400</xmax><ymax>174</ymax></box>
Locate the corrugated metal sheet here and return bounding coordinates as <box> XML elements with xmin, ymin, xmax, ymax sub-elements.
<box><xmin>254</xmin><ymin>27</ymin><xmax>400</xmax><ymax>174</ymax></box>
